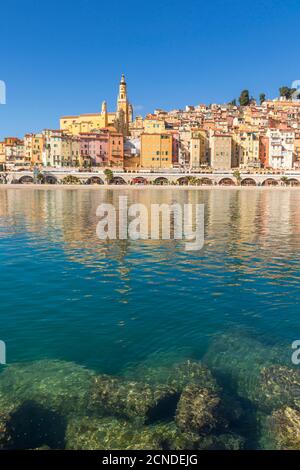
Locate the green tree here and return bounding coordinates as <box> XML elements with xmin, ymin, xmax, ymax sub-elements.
<box><xmin>62</xmin><ymin>175</ymin><xmax>81</xmax><ymax>185</ymax></box>
<box><xmin>280</xmin><ymin>176</ymin><xmax>288</xmax><ymax>186</ymax></box>
<box><xmin>239</xmin><ymin>90</ymin><xmax>250</xmax><ymax>106</ymax></box>
<box><xmin>37</xmin><ymin>172</ymin><xmax>44</xmax><ymax>184</ymax></box>
<box><xmin>233</xmin><ymin>170</ymin><xmax>242</xmax><ymax>185</ymax></box>
<box><xmin>259</xmin><ymin>93</ymin><xmax>266</xmax><ymax>105</ymax></box>
<box><xmin>279</xmin><ymin>86</ymin><xmax>296</xmax><ymax>100</ymax></box>
<box><xmin>104</xmin><ymin>168</ymin><xmax>114</xmax><ymax>184</ymax></box>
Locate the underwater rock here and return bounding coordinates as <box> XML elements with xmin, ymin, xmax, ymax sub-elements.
<box><xmin>147</xmin><ymin>421</ymin><xmax>200</xmax><ymax>450</ymax></box>
<box><xmin>197</xmin><ymin>432</ymin><xmax>245</xmax><ymax>450</ymax></box>
<box><xmin>0</xmin><ymin>398</ymin><xmax>66</xmax><ymax>449</ymax></box>
<box><xmin>219</xmin><ymin>391</ymin><xmax>244</xmax><ymax>423</ymax></box>
<box><xmin>0</xmin><ymin>399</ymin><xmax>16</xmax><ymax>449</ymax></box>
<box><xmin>7</xmin><ymin>400</ymin><xmax>66</xmax><ymax>449</ymax></box>
<box><xmin>260</xmin><ymin>406</ymin><xmax>300</xmax><ymax>450</ymax></box>
<box><xmin>91</xmin><ymin>375</ymin><xmax>179</xmax><ymax>423</ymax></box>
<box><xmin>175</xmin><ymin>384</ymin><xmax>221</xmax><ymax>435</ymax></box>
<box><xmin>204</xmin><ymin>332</ymin><xmax>286</xmax><ymax>382</ymax></box>
<box><xmin>251</xmin><ymin>365</ymin><xmax>300</xmax><ymax>411</ymax></box>
<box><xmin>123</xmin><ymin>359</ymin><xmax>219</xmax><ymax>394</ymax></box>
<box><xmin>66</xmin><ymin>416</ymin><xmax>201</xmax><ymax>450</ymax></box>
<box><xmin>0</xmin><ymin>360</ymin><xmax>95</xmax><ymax>416</ymax></box>
<box><xmin>204</xmin><ymin>332</ymin><xmax>295</xmax><ymax>412</ymax></box>
<box><xmin>65</xmin><ymin>416</ymin><xmax>163</xmax><ymax>450</ymax></box>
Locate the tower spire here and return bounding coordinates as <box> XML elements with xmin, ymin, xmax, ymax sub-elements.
<box><xmin>116</xmin><ymin>74</ymin><xmax>130</xmax><ymax>136</ymax></box>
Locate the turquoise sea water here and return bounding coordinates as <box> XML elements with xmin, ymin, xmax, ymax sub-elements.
<box><xmin>0</xmin><ymin>187</ymin><xmax>300</xmax><ymax>449</ymax></box>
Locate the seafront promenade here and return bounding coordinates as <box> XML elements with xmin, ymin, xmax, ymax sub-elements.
<box><xmin>1</xmin><ymin>169</ymin><xmax>300</xmax><ymax>187</ymax></box>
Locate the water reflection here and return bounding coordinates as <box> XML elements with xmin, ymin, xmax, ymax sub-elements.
<box><xmin>0</xmin><ymin>187</ymin><xmax>299</xmax><ymax>371</ymax></box>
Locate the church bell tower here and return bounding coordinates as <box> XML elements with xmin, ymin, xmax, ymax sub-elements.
<box><xmin>116</xmin><ymin>74</ymin><xmax>130</xmax><ymax>135</ymax></box>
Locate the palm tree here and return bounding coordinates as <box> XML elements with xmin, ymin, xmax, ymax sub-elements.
<box><xmin>37</xmin><ymin>173</ymin><xmax>44</xmax><ymax>184</ymax></box>
<box><xmin>233</xmin><ymin>170</ymin><xmax>242</xmax><ymax>185</ymax></box>
<box><xmin>187</xmin><ymin>176</ymin><xmax>196</xmax><ymax>186</ymax></box>
<box><xmin>104</xmin><ymin>168</ymin><xmax>113</xmax><ymax>184</ymax></box>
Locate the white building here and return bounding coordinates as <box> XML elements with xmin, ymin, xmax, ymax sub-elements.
<box><xmin>267</xmin><ymin>129</ymin><xmax>295</xmax><ymax>169</ymax></box>
<box><xmin>5</xmin><ymin>139</ymin><xmax>27</xmax><ymax>166</ymax></box>
<box><xmin>42</xmin><ymin>130</ymin><xmax>80</xmax><ymax>167</ymax></box>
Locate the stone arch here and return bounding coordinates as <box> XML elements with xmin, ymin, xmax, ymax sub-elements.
<box><xmin>287</xmin><ymin>178</ymin><xmax>300</xmax><ymax>187</ymax></box>
<box><xmin>111</xmin><ymin>176</ymin><xmax>127</xmax><ymax>185</ymax></box>
<box><xmin>219</xmin><ymin>177</ymin><xmax>236</xmax><ymax>186</ymax></box>
<box><xmin>262</xmin><ymin>178</ymin><xmax>278</xmax><ymax>186</ymax></box>
<box><xmin>241</xmin><ymin>178</ymin><xmax>256</xmax><ymax>186</ymax></box>
<box><xmin>86</xmin><ymin>176</ymin><xmax>104</xmax><ymax>185</ymax></box>
<box><xmin>131</xmin><ymin>176</ymin><xmax>148</xmax><ymax>185</ymax></box>
<box><xmin>18</xmin><ymin>175</ymin><xmax>34</xmax><ymax>184</ymax></box>
<box><xmin>153</xmin><ymin>177</ymin><xmax>169</xmax><ymax>185</ymax></box>
<box><xmin>44</xmin><ymin>175</ymin><xmax>58</xmax><ymax>184</ymax></box>
<box><xmin>177</xmin><ymin>177</ymin><xmax>189</xmax><ymax>185</ymax></box>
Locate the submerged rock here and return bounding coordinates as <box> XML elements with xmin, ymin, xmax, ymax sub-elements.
<box><xmin>175</xmin><ymin>384</ymin><xmax>221</xmax><ymax>435</ymax></box>
<box><xmin>260</xmin><ymin>406</ymin><xmax>300</xmax><ymax>450</ymax></box>
<box><xmin>0</xmin><ymin>398</ymin><xmax>15</xmax><ymax>449</ymax></box>
<box><xmin>91</xmin><ymin>375</ymin><xmax>179</xmax><ymax>423</ymax></box>
<box><xmin>252</xmin><ymin>365</ymin><xmax>300</xmax><ymax>411</ymax></box>
<box><xmin>65</xmin><ymin>416</ymin><xmax>163</xmax><ymax>450</ymax></box>
<box><xmin>66</xmin><ymin>416</ymin><xmax>200</xmax><ymax>450</ymax></box>
<box><xmin>6</xmin><ymin>400</ymin><xmax>66</xmax><ymax>449</ymax></box>
<box><xmin>123</xmin><ymin>359</ymin><xmax>219</xmax><ymax>394</ymax></box>
<box><xmin>0</xmin><ymin>360</ymin><xmax>95</xmax><ymax>416</ymax></box>
<box><xmin>0</xmin><ymin>398</ymin><xmax>66</xmax><ymax>449</ymax></box>
<box><xmin>197</xmin><ymin>432</ymin><xmax>245</xmax><ymax>450</ymax></box>
<box><xmin>204</xmin><ymin>332</ymin><xmax>295</xmax><ymax>412</ymax></box>
<box><xmin>147</xmin><ymin>421</ymin><xmax>200</xmax><ymax>450</ymax></box>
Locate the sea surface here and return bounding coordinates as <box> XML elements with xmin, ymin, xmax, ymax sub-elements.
<box><xmin>0</xmin><ymin>187</ymin><xmax>300</xmax><ymax>449</ymax></box>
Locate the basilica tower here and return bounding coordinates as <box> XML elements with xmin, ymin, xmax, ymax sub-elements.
<box><xmin>116</xmin><ymin>74</ymin><xmax>131</xmax><ymax>135</ymax></box>
<box><xmin>101</xmin><ymin>100</ymin><xmax>108</xmax><ymax>127</ymax></box>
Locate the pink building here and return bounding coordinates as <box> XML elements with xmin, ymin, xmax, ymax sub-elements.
<box><xmin>79</xmin><ymin>132</ymin><xmax>109</xmax><ymax>166</ymax></box>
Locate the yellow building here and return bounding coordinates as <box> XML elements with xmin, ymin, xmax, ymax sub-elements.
<box><xmin>140</xmin><ymin>133</ymin><xmax>172</xmax><ymax>169</ymax></box>
<box><xmin>60</xmin><ymin>75</ymin><xmax>133</xmax><ymax>136</ymax></box>
<box><xmin>295</xmin><ymin>133</ymin><xmax>300</xmax><ymax>167</ymax></box>
<box><xmin>143</xmin><ymin>118</ymin><xmax>166</xmax><ymax>133</ymax></box>
<box><xmin>0</xmin><ymin>141</ymin><xmax>5</xmax><ymax>164</ymax></box>
<box><xmin>24</xmin><ymin>133</ymin><xmax>44</xmax><ymax>165</ymax></box>
<box><xmin>233</xmin><ymin>131</ymin><xmax>260</xmax><ymax>168</ymax></box>
<box><xmin>129</xmin><ymin>116</ymin><xmax>144</xmax><ymax>138</ymax></box>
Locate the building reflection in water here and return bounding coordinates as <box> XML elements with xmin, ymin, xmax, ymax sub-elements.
<box><xmin>0</xmin><ymin>187</ymin><xmax>300</xmax><ymax>295</ymax></box>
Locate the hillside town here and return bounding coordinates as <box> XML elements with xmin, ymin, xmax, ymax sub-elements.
<box><xmin>1</xmin><ymin>75</ymin><xmax>300</xmax><ymax>175</ymax></box>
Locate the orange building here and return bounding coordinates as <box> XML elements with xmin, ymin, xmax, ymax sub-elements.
<box><xmin>259</xmin><ymin>135</ymin><xmax>269</xmax><ymax>168</ymax></box>
<box><xmin>108</xmin><ymin>132</ymin><xmax>124</xmax><ymax>167</ymax></box>
<box><xmin>140</xmin><ymin>133</ymin><xmax>172</xmax><ymax>169</ymax></box>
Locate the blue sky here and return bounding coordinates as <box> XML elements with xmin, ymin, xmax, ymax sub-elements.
<box><xmin>0</xmin><ymin>0</ymin><xmax>299</xmax><ymax>139</ymax></box>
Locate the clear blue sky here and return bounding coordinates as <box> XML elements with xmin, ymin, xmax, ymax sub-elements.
<box><xmin>0</xmin><ymin>0</ymin><xmax>299</xmax><ymax>139</ymax></box>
